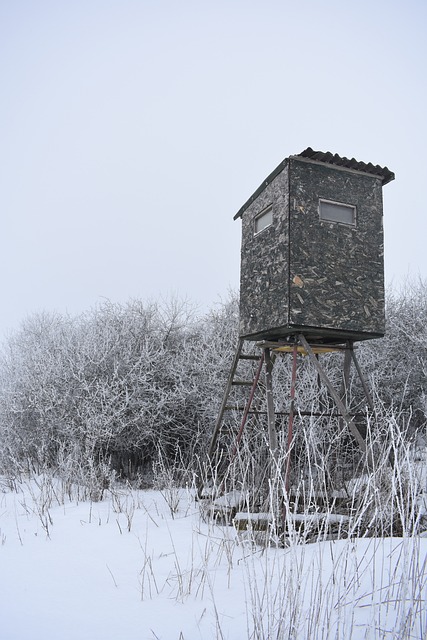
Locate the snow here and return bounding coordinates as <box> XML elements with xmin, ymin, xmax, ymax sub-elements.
<box><xmin>0</xmin><ymin>478</ymin><xmax>426</xmax><ymax>640</ymax></box>
<box><xmin>234</xmin><ymin>512</ymin><xmax>271</xmax><ymax>522</ymax></box>
<box><xmin>211</xmin><ymin>490</ymin><xmax>245</xmax><ymax>509</ymax></box>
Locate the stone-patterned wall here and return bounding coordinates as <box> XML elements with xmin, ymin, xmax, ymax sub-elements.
<box><xmin>239</xmin><ymin>163</ymin><xmax>289</xmax><ymax>338</ymax></box>
<box><xmin>237</xmin><ymin>157</ymin><xmax>385</xmax><ymax>340</ymax></box>
<box><xmin>288</xmin><ymin>158</ymin><xmax>385</xmax><ymax>336</ymax></box>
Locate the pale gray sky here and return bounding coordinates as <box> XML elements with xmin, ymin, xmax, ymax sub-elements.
<box><xmin>0</xmin><ymin>0</ymin><xmax>426</xmax><ymax>337</ymax></box>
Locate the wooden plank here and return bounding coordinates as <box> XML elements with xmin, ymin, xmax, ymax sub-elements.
<box><xmin>257</xmin><ymin>339</ymin><xmax>347</xmax><ymax>353</ymax></box>
<box><xmin>273</xmin><ymin>344</ymin><xmax>342</xmax><ymax>355</ymax></box>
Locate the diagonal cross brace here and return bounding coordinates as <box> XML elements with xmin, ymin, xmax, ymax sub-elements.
<box><xmin>298</xmin><ymin>334</ymin><xmax>368</xmax><ymax>454</ymax></box>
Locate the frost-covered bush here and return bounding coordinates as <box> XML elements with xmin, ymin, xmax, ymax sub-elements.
<box><xmin>1</xmin><ymin>279</ymin><xmax>427</xmax><ymax>497</ymax></box>
<box><xmin>358</xmin><ymin>279</ymin><xmax>427</xmax><ymax>429</ymax></box>
<box><xmin>0</xmin><ymin>294</ymin><xmax>239</xmax><ymax>487</ymax></box>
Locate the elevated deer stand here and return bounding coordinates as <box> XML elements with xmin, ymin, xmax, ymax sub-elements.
<box><xmin>199</xmin><ymin>334</ymin><xmax>375</xmax><ymax>534</ymax></box>
<box><xmin>201</xmin><ymin>148</ymin><xmax>393</xmax><ymax>536</ymax></box>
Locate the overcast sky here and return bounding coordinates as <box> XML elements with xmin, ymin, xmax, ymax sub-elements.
<box><xmin>0</xmin><ymin>0</ymin><xmax>426</xmax><ymax>337</ymax></box>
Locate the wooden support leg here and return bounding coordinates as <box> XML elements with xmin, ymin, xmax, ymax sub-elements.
<box><xmin>338</xmin><ymin>342</ymin><xmax>352</xmax><ymax>433</ymax></box>
<box><xmin>341</xmin><ymin>342</ymin><xmax>352</xmax><ymax>404</ymax></box>
<box><xmin>207</xmin><ymin>338</ymin><xmax>244</xmax><ymax>460</ymax></box>
<box><xmin>217</xmin><ymin>351</ymin><xmax>266</xmax><ymax>495</ymax></box>
<box><xmin>349</xmin><ymin>346</ymin><xmax>375</xmax><ymax>411</ymax></box>
<box><xmin>348</xmin><ymin>344</ymin><xmax>393</xmax><ymax>466</ymax></box>
<box><xmin>284</xmin><ymin>344</ymin><xmax>298</xmax><ymax>495</ymax></box>
<box><xmin>198</xmin><ymin>338</ymin><xmax>245</xmax><ymax>499</ymax></box>
<box><xmin>264</xmin><ymin>348</ymin><xmax>278</xmax><ymax>462</ymax></box>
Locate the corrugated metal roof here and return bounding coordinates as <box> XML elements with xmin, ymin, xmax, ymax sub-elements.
<box><xmin>234</xmin><ymin>148</ymin><xmax>394</xmax><ymax>220</ymax></box>
<box><xmin>297</xmin><ymin>147</ymin><xmax>395</xmax><ymax>185</ymax></box>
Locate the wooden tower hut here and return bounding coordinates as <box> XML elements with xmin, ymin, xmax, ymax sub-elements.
<box><xmin>235</xmin><ymin>147</ymin><xmax>394</xmax><ymax>344</ymax></box>
<box><xmin>201</xmin><ymin>149</ymin><xmax>395</xmax><ymax>530</ymax></box>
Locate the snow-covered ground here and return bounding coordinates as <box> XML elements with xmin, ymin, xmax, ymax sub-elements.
<box><xmin>0</xmin><ymin>477</ymin><xmax>426</xmax><ymax>640</ymax></box>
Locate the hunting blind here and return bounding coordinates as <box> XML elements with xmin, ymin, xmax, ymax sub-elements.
<box><xmin>235</xmin><ymin>147</ymin><xmax>394</xmax><ymax>343</ymax></box>
<box><xmin>201</xmin><ymin>149</ymin><xmax>395</xmax><ymax>534</ymax></box>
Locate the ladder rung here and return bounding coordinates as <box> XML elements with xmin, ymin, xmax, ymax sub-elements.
<box><xmin>239</xmin><ymin>354</ymin><xmax>260</xmax><ymax>361</ymax></box>
<box><xmin>232</xmin><ymin>380</ymin><xmax>254</xmax><ymax>386</ymax></box>
<box><xmin>225</xmin><ymin>406</ymin><xmax>267</xmax><ymax>414</ymax></box>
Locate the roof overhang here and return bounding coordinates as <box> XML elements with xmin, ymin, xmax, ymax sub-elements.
<box><xmin>233</xmin><ymin>148</ymin><xmax>395</xmax><ymax>220</ymax></box>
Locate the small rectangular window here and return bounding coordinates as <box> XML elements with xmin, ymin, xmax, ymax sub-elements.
<box><xmin>254</xmin><ymin>206</ymin><xmax>273</xmax><ymax>234</ymax></box>
<box><xmin>319</xmin><ymin>199</ymin><xmax>356</xmax><ymax>226</ymax></box>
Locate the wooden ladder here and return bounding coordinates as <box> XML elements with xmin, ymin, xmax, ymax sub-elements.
<box><xmin>198</xmin><ymin>338</ymin><xmax>279</xmax><ymax>499</ymax></box>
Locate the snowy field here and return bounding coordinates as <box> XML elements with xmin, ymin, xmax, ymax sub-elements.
<box><xmin>0</xmin><ymin>476</ymin><xmax>426</xmax><ymax>640</ymax></box>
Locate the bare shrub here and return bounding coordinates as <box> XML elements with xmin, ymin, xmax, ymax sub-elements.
<box><xmin>0</xmin><ymin>293</ymin><xmax>238</xmax><ymax>490</ymax></box>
